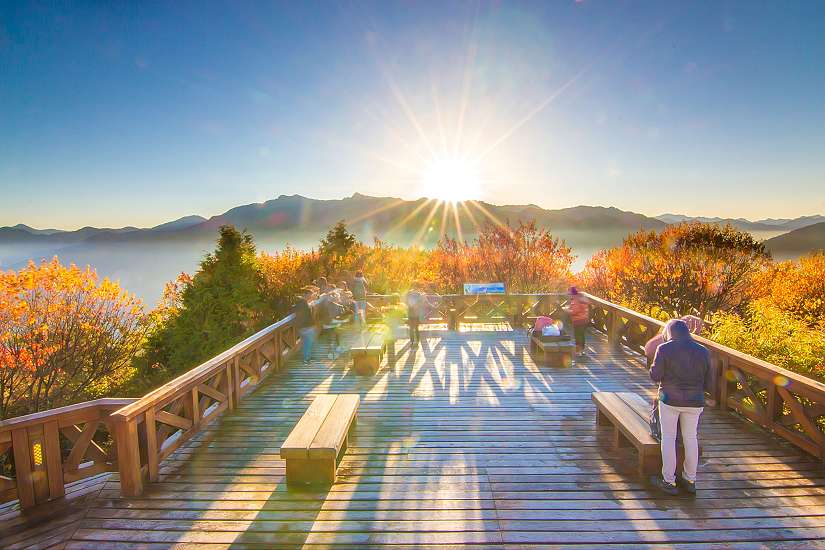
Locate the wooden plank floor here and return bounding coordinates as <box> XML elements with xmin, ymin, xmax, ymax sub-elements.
<box><xmin>4</xmin><ymin>325</ymin><xmax>825</xmax><ymax>549</ymax></box>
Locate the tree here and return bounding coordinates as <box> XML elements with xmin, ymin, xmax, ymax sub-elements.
<box><xmin>0</xmin><ymin>258</ymin><xmax>147</xmax><ymax>418</ymax></box>
<box><xmin>145</xmin><ymin>226</ymin><xmax>270</xmax><ymax>376</ymax></box>
<box><xmin>754</xmin><ymin>252</ymin><xmax>825</xmax><ymax>328</ymax></box>
<box><xmin>431</xmin><ymin>220</ymin><xmax>574</xmax><ymax>293</ymax></box>
<box><xmin>319</xmin><ymin>220</ymin><xmax>358</xmax><ymax>274</ymax></box>
<box><xmin>258</xmin><ymin>246</ymin><xmax>324</xmax><ymax>317</ymax></box>
<box><xmin>710</xmin><ymin>299</ymin><xmax>825</xmax><ymax>382</ymax></box>
<box><xmin>579</xmin><ymin>222</ymin><xmax>770</xmax><ymax>317</ymax></box>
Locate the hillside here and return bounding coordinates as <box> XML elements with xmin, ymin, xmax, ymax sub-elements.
<box><xmin>0</xmin><ymin>194</ymin><xmax>666</xmax><ymax>302</ymax></box>
<box><xmin>764</xmin><ymin>222</ymin><xmax>825</xmax><ymax>257</ymax></box>
<box><xmin>655</xmin><ymin>213</ymin><xmax>824</xmax><ymax>234</ymax></box>
<box><xmin>3</xmin><ymin>193</ymin><xmax>821</xmax><ymax>303</ymax></box>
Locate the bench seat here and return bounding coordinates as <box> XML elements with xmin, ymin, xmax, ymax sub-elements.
<box><xmin>280</xmin><ymin>394</ymin><xmax>359</xmax><ymax>484</ymax></box>
<box><xmin>530</xmin><ymin>332</ymin><xmax>575</xmax><ymax>367</ymax></box>
<box><xmin>350</xmin><ymin>329</ymin><xmax>390</xmax><ymax>375</ymax></box>
<box><xmin>592</xmin><ymin>391</ymin><xmax>701</xmax><ymax>476</ymax></box>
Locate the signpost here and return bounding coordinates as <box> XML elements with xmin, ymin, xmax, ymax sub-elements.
<box><xmin>463</xmin><ymin>282</ymin><xmax>505</xmax><ymax>295</ymax></box>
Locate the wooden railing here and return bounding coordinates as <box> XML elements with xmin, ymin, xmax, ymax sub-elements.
<box><xmin>583</xmin><ymin>292</ymin><xmax>825</xmax><ymax>460</ymax></box>
<box><xmin>0</xmin><ymin>398</ymin><xmax>136</xmax><ymax>508</ymax></box>
<box><xmin>108</xmin><ymin>311</ymin><xmax>304</xmax><ymax>497</ymax></box>
<box><xmin>366</xmin><ymin>292</ymin><xmax>570</xmax><ymax>329</ymax></box>
<box><xmin>3</xmin><ymin>291</ymin><xmax>824</xmax><ymax>509</ymax></box>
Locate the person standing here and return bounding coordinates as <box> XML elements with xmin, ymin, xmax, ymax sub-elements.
<box><xmin>406</xmin><ymin>289</ymin><xmax>422</xmax><ymax>344</ymax></box>
<box><xmin>649</xmin><ymin>319</ymin><xmax>713</xmax><ymax>496</ymax></box>
<box><xmin>351</xmin><ymin>271</ymin><xmax>368</xmax><ymax>328</ymax></box>
<box><xmin>567</xmin><ymin>286</ymin><xmax>589</xmax><ymax>356</ymax></box>
<box><xmin>292</xmin><ymin>289</ymin><xmax>316</xmax><ymax>364</ymax></box>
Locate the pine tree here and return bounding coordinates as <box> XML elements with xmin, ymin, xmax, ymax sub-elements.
<box><xmin>146</xmin><ymin>225</ymin><xmax>270</xmax><ymax>374</ymax></box>
<box><xmin>319</xmin><ymin>220</ymin><xmax>357</xmax><ymax>273</ymax></box>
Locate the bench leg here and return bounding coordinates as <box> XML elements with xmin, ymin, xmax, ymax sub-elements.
<box><xmin>612</xmin><ymin>427</ymin><xmax>628</xmax><ymax>449</ymax></box>
<box><xmin>285</xmin><ymin>457</ymin><xmax>337</xmax><ymax>485</ymax></box>
<box><xmin>640</xmin><ymin>451</ymin><xmax>662</xmax><ymax>476</ymax></box>
<box><xmin>596</xmin><ymin>409</ymin><xmax>612</xmax><ymax>426</ymax></box>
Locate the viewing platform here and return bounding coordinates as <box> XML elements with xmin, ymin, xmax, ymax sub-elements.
<box><xmin>3</xmin><ymin>294</ymin><xmax>825</xmax><ymax>548</ymax></box>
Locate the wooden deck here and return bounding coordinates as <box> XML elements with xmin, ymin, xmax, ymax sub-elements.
<box><xmin>4</xmin><ymin>325</ymin><xmax>825</xmax><ymax>549</ymax></box>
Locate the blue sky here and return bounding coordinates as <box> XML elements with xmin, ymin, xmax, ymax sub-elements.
<box><xmin>1</xmin><ymin>1</ymin><xmax>824</xmax><ymax>229</ymax></box>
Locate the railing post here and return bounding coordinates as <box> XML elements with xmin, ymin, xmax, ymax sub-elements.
<box><xmin>42</xmin><ymin>420</ymin><xmax>65</xmax><ymax>501</ymax></box>
<box><xmin>144</xmin><ymin>408</ymin><xmax>159</xmax><ymax>483</ymax></box>
<box><xmin>11</xmin><ymin>428</ymin><xmax>36</xmax><ymax>508</ymax></box>
<box><xmin>113</xmin><ymin>416</ymin><xmax>143</xmax><ymax>497</ymax></box>
<box><xmin>224</xmin><ymin>361</ymin><xmax>235</xmax><ymax>411</ymax></box>
<box><xmin>718</xmin><ymin>356</ymin><xmax>730</xmax><ymax>411</ymax></box>
<box><xmin>607</xmin><ymin>309</ymin><xmax>623</xmax><ymax>349</ymax></box>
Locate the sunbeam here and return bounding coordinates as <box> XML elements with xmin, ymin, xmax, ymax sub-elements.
<box><xmin>474</xmin><ymin>68</ymin><xmax>588</xmax><ymax>162</ymax></box>
<box><xmin>385</xmin><ymin>198</ymin><xmax>435</xmax><ymax>237</ymax></box>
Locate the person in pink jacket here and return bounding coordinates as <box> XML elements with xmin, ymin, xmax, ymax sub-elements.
<box><xmin>645</xmin><ymin>315</ymin><xmax>704</xmax><ymax>367</ymax></box>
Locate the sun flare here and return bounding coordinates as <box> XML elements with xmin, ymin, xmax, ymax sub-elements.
<box><xmin>419</xmin><ymin>157</ymin><xmax>481</xmax><ymax>203</ymax></box>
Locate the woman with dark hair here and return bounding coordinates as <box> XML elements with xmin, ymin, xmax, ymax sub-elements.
<box><xmin>649</xmin><ymin>319</ymin><xmax>713</xmax><ymax>496</ymax></box>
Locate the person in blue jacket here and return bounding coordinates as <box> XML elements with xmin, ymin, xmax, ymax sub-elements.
<box><xmin>649</xmin><ymin>319</ymin><xmax>714</xmax><ymax>496</ymax></box>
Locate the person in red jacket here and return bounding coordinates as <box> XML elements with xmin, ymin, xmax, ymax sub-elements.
<box><xmin>567</xmin><ymin>286</ymin><xmax>589</xmax><ymax>356</ymax></box>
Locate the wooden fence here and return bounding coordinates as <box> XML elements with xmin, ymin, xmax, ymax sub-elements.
<box><xmin>0</xmin><ymin>398</ymin><xmax>136</xmax><ymax>508</ymax></box>
<box><xmin>583</xmin><ymin>292</ymin><xmax>825</xmax><ymax>460</ymax></box>
<box><xmin>2</xmin><ymin>292</ymin><xmax>824</xmax><ymax>510</ymax></box>
<box><xmin>366</xmin><ymin>292</ymin><xmax>570</xmax><ymax>329</ymax></box>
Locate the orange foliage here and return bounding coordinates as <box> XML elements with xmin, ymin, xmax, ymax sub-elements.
<box><xmin>431</xmin><ymin>220</ymin><xmax>574</xmax><ymax>293</ymax></box>
<box><xmin>0</xmin><ymin>258</ymin><xmax>147</xmax><ymax>417</ymax></box>
<box><xmin>578</xmin><ymin>222</ymin><xmax>770</xmax><ymax>317</ymax></box>
<box><xmin>754</xmin><ymin>252</ymin><xmax>825</xmax><ymax>327</ymax></box>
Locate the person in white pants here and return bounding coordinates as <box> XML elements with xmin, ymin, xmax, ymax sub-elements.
<box><xmin>658</xmin><ymin>402</ymin><xmax>701</xmax><ymax>486</ymax></box>
<box><xmin>649</xmin><ymin>319</ymin><xmax>713</xmax><ymax>496</ymax></box>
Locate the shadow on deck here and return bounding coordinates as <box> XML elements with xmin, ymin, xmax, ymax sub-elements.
<box><xmin>4</xmin><ymin>326</ymin><xmax>825</xmax><ymax>548</ymax></box>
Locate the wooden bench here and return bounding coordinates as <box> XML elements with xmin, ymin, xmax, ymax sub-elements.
<box><xmin>592</xmin><ymin>391</ymin><xmax>701</xmax><ymax>476</ymax></box>
<box><xmin>592</xmin><ymin>392</ymin><xmax>660</xmax><ymax>475</ymax></box>
<box><xmin>529</xmin><ymin>331</ymin><xmax>576</xmax><ymax>367</ymax></box>
<box><xmin>350</xmin><ymin>329</ymin><xmax>388</xmax><ymax>375</ymax></box>
<box><xmin>280</xmin><ymin>394</ymin><xmax>359</xmax><ymax>485</ymax></box>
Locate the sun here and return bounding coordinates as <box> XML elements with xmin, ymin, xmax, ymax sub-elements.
<box><xmin>419</xmin><ymin>157</ymin><xmax>481</xmax><ymax>203</ymax></box>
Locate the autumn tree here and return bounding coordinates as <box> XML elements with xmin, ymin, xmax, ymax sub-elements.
<box><xmin>0</xmin><ymin>258</ymin><xmax>147</xmax><ymax>418</ymax></box>
<box><xmin>753</xmin><ymin>252</ymin><xmax>825</xmax><ymax>328</ymax></box>
<box><xmin>431</xmin><ymin>220</ymin><xmax>574</xmax><ymax>293</ymax></box>
<box><xmin>258</xmin><ymin>247</ymin><xmax>324</xmax><ymax>316</ymax></box>
<box><xmin>579</xmin><ymin>222</ymin><xmax>770</xmax><ymax>317</ymax></box>
<box><xmin>145</xmin><ymin>226</ymin><xmax>271</xmax><ymax>376</ymax></box>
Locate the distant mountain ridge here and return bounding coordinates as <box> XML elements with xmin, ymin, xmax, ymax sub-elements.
<box><xmin>4</xmin><ymin>194</ymin><xmax>667</xmax><ymax>248</ymax></box>
<box><xmin>656</xmin><ymin>213</ymin><xmax>825</xmax><ymax>233</ymax></box>
<box><xmin>2</xmin><ymin>193</ymin><xmax>822</xmax><ymax>303</ymax></box>
<box><xmin>764</xmin><ymin>222</ymin><xmax>825</xmax><ymax>256</ymax></box>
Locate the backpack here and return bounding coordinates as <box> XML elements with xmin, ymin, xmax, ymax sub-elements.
<box><xmin>649</xmin><ymin>397</ymin><xmax>685</xmax><ymax>443</ymax></box>
<box><xmin>649</xmin><ymin>398</ymin><xmax>662</xmax><ymax>441</ymax></box>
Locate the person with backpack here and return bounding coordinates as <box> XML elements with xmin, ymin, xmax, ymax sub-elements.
<box><xmin>351</xmin><ymin>271</ymin><xmax>368</xmax><ymax>328</ymax></box>
<box><xmin>649</xmin><ymin>319</ymin><xmax>714</xmax><ymax>496</ymax></box>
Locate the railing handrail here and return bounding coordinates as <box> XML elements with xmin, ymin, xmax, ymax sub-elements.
<box><xmin>111</xmin><ymin>311</ymin><xmax>299</xmax><ymax>422</ymax></box>
<box><xmin>581</xmin><ymin>291</ymin><xmax>825</xmax><ymax>393</ymax></box>
<box><xmin>580</xmin><ymin>292</ymin><xmax>666</xmax><ymax>329</ymax></box>
<box><xmin>0</xmin><ymin>398</ymin><xmax>137</xmax><ymax>431</ymax></box>
<box><xmin>367</xmin><ymin>292</ymin><xmax>569</xmax><ymax>298</ymax></box>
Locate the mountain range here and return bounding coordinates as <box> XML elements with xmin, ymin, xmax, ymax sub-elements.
<box><xmin>1</xmin><ymin>194</ymin><xmax>822</xmax><ymax>302</ymax></box>
<box><xmin>654</xmin><ymin>213</ymin><xmax>825</xmax><ymax>233</ymax></box>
